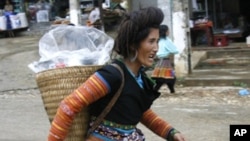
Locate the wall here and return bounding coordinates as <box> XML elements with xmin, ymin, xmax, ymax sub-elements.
<box><xmin>130</xmin><ymin>0</ymin><xmax>158</xmax><ymax>10</ymax></box>
<box><xmin>129</xmin><ymin>0</ymin><xmax>172</xmax><ymax>34</ymax></box>
<box><xmin>158</xmin><ymin>0</ymin><xmax>172</xmax><ymax>38</ymax></box>
<box><xmin>172</xmin><ymin>0</ymin><xmax>190</xmax><ymax>77</ymax></box>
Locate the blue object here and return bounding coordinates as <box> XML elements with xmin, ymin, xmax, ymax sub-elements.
<box><xmin>238</xmin><ymin>89</ymin><xmax>250</xmax><ymax>96</ymax></box>
<box><xmin>4</xmin><ymin>11</ymin><xmax>14</xmax><ymax>30</ymax></box>
<box><xmin>157</xmin><ymin>37</ymin><xmax>179</xmax><ymax>58</ymax></box>
<box><xmin>171</xmin><ymin>70</ymin><xmax>175</xmax><ymax>77</ymax></box>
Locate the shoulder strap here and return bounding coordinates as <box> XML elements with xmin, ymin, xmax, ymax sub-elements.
<box><xmin>87</xmin><ymin>63</ymin><xmax>125</xmax><ymax>135</ymax></box>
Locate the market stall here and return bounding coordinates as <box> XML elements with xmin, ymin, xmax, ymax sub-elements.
<box><xmin>0</xmin><ymin>0</ymin><xmax>28</xmax><ymax>37</ymax></box>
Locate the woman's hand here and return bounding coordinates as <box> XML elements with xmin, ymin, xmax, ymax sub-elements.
<box><xmin>173</xmin><ymin>133</ymin><xmax>187</xmax><ymax>141</ymax></box>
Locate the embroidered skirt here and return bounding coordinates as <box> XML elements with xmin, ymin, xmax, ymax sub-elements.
<box><xmin>151</xmin><ymin>58</ymin><xmax>174</xmax><ymax>79</ymax></box>
<box><xmin>87</xmin><ymin>118</ymin><xmax>145</xmax><ymax>141</ymax></box>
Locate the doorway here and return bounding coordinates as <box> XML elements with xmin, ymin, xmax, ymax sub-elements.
<box><xmin>190</xmin><ymin>0</ymin><xmax>250</xmax><ymax>47</ymax></box>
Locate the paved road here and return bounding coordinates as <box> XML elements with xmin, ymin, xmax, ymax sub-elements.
<box><xmin>0</xmin><ymin>36</ymin><xmax>40</xmax><ymax>91</ymax></box>
<box><xmin>0</xmin><ymin>36</ymin><xmax>250</xmax><ymax>141</ymax></box>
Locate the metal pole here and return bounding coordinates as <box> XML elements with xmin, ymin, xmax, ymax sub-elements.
<box><xmin>184</xmin><ymin>0</ymin><xmax>192</xmax><ymax>74</ymax></box>
<box><xmin>213</xmin><ymin>0</ymin><xmax>217</xmax><ymax>28</ymax></box>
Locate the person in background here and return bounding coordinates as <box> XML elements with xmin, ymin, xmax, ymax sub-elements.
<box><xmin>3</xmin><ymin>0</ymin><xmax>14</xmax><ymax>30</ymax></box>
<box><xmin>47</xmin><ymin>7</ymin><xmax>186</xmax><ymax>141</ymax></box>
<box><xmin>152</xmin><ymin>24</ymin><xmax>179</xmax><ymax>93</ymax></box>
<box><xmin>4</xmin><ymin>0</ymin><xmax>13</xmax><ymax>12</ymax></box>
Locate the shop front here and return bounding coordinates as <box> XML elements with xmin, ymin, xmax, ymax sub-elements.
<box><xmin>190</xmin><ymin>0</ymin><xmax>250</xmax><ymax>47</ymax></box>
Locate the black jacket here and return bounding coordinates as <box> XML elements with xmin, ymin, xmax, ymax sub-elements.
<box><xmin>90</xmin><ymin>60</ymin><xmax>160</xmax><ymax>125</ymax></box>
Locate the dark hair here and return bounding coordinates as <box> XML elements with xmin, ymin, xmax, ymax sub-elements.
<box><xmin>159</xmin><ymin>25</ymin><xmax>169</xmax><ymax>39</ymax></box>
<box><xmin>113</xmin><ymin>7</ymin><xmax>164</xmax><ymax>59</ymax></box>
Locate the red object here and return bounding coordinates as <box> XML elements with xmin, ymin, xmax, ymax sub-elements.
<box><xmin>213</xmin><ymin>34</ymin><xmax>229</xmax><ymax>47</ymax></box>
<box><xmin>55</xmin><ymin>62</ymin><xmax>66</xmax><ymax>68</ymax></box>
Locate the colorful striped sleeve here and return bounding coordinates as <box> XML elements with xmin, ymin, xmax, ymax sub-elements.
<box><xmin>48</xmin><ymin>72</ymin><xmax>110</xmax><ymax>141</ymax></box>
<box><xmin>140</xmin><ymin>109</ymin><xmax>173</xmax><ymax>140</ymax></box>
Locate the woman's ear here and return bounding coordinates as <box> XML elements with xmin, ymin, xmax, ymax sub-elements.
<box><xmin>129</xmin><ymin>45</ymin><xmax>136</xmax><ymax>56</ymax></box>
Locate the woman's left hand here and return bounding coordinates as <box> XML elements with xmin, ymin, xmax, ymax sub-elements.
<box><xmin>173</xmin><ymin>133</ymin><xmax>187</xmax><ymax>141</ymax></box>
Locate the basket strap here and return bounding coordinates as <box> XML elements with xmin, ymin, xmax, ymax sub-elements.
<box><xmin>87</xmin><ymin>63</ymin><xmax>125</xmax><ymax>135</ymax></box>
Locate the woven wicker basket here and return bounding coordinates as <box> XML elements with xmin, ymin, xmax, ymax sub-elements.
<box><xmin>36</xmin><ymin>65</ymin><xmax>103</xmax><ymax>141</ymax></box>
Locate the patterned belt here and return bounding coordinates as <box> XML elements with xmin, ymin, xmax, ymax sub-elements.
<box><xmin>91</xmin><ymin>116</ymin><xmax>136</xmax><ymax>130</ymax></box>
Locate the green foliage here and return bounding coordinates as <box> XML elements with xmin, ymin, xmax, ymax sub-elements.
<box><xmin>233</xmin><ymin>81</ymin><xmax>248</xmax><ymax>88</ymax></box>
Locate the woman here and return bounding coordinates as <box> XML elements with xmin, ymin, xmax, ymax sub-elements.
<box><xmin>151</xmin><ymin>25</ymin><xmax>179</xmax><ymax>93</ymax></box>
<box><xmin>48</xmin><ymin>7</ymin><xmax>186</xmax><ymax>141</ymax></box>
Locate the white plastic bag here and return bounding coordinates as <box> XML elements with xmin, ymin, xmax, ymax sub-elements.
<box><xmin>29</xmin><ymin>25</ymin><xmax>114</xmax><ymax>73</ymax></box>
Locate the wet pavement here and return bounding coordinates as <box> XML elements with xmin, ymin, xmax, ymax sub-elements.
<box><xmin>0</xmin><ymin>33</ymin><xmax>250</xmax><ymax>141</ymax></box>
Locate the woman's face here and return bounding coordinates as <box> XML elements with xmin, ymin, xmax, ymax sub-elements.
<box><xmin>136</xmin><ymin>28</ymin><xmax>159</xmax><ymax>67</ymax></box>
